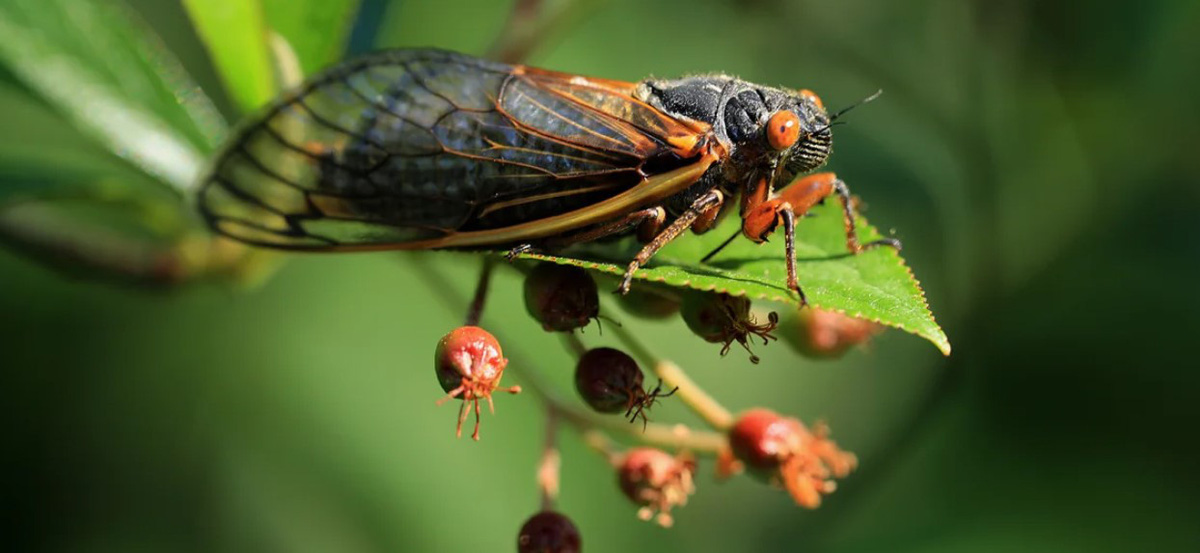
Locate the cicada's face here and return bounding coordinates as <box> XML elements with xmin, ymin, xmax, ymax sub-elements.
<box><xmin>767</xmin><ymin>90</ymin><xmax>832</xmax><ymax>177</ymax></box>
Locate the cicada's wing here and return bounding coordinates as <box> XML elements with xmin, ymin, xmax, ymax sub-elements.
<box><xmin>198</xmin><ymin>49</ymin><xmax>715</xmax><ymax>251</ymax></box>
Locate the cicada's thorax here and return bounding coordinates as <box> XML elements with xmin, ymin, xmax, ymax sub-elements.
<box><xmin>634</xmin><ymin>75</ymin><xmax>832</xmax><ymax>219</ymax></box>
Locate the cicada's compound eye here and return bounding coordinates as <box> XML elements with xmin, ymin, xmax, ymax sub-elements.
<box><xmin>766</xmin><ymin>111</ymin><xmax>802</xmax><ymax>151</ymax></box>
<box><xmin>797</xmin><ymin>88</ymin><xmax>825</xmax><ymax>112</ymax></box>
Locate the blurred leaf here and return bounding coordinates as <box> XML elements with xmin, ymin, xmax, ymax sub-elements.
<box><xmin>0</xmin><ymin>82</ymin><xmax>169</xmax><ymax>203</ymax></box>
<box><xmin>524</xmin><ymin>200</ymin><xmax>950</xmax><ymax>355</ymax></box>
<box><xmin>262</xmin><ymin>0</ymin><xmax>361</xmax><ymax>75</ymax></box>
<box><xmin>182</xmin><ymin>0</ymin><xmax>277</xmax><ymax>113</ymax></box>
<box><xmin>0</xmin><ymin>0</ymin><xmax>223</xmax><ymax>191</ymax></box>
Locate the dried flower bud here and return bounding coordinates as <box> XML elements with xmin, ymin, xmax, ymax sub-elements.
<box><xmin>726</xmin><ymin>408</ymin><xmax>856</xmax><ymax>508</ymax></box>
<box><xmin>434</xmin><ymin>326</ymin><xmax>521</xmax><ymax>440</ymax></box>
<box><xmin>517</xmin><ymin>511</ymin><xmax>581</xmax><ymax>553</ymax></box>
<box><xmin>681</xmin><ymin>293</ymin><xmax>778</xmax><ymax>363</ymax></box>
<box><xmin>574</xmin><ymin>347</ymin><xmax>674</xmax><ymax>426</ymax></box>
<box><xmin>617</xmin><ymin>448</ymin><xmax>696</xmax><ymax>527</ymax></box>
<box><xmin>615</xmin><ymin>287</ymin><xmax>681</xmax><ymax>320</ymax></box>
<box><xmin>782</xmin><ymin>308</ymin><xmax>882</xmax><ymax>358</ymax></box>
<box><xmin>524</xmin><ymin>262</ymin><xmax>599</xmax><ymax>332</ymax></box>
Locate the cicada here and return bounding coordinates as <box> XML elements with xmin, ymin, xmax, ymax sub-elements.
<box><xmin>198</xmin><ymin>49</ymin><xmax>899</xmax><ymax>303</ymax></box>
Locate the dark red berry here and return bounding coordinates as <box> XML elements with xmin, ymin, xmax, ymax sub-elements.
<box><xmin>574</xmin><ymin>348</ymin><xmax>674</xmax><ymax>426</ymax></box>
<box><xmin>615</xmin><ymin>287</ymin><xmax>681</xmax><ymax>320</ymax></box>
<box><xmin>434</xmin><ymin>326</ymin><xmax>521</xmax><ymax>440</ymax></box>
<box><xmin>524</xmin><ymin>262</ymin><xmax>599</xmax><ymax>332</ymax></box>
<box><xmin>681</xmin><ymin>293</ymin><xmax>778</xmax><ymax>363</ymax></box>
<box><xmin>617</xmin><ymin>448</ymin><xmax>696</xmax><ymax>527</ymax></box>
<box><xmin>725</xmin><ymin>408</ymin><xmax>856</xmax><ymax>508</ymax></box>
<box><xmin>517</xmin><ymin>511</ymin><xmax>581</xmax><ymax>553</ymax></box>
<box><xmin>781</xmin><ymin>308</ymin><xmax>881</xmax><ymax>358</ymax></box>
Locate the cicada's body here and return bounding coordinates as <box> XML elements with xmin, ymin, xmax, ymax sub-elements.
<box><xmin>198</xmin><ymin>49</ymin><xmax>897</xmax><ymax>302</ymax></box>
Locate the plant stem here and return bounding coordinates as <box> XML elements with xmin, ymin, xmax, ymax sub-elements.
<box><xmin>465</xmin><ymin>257</ymin><xmax>495</xmax><ymax>326</ymax></box>
<box><xmin>0</xmin><ymin>203</ymin><xmax>189</xmax><ymax>287</ymax></box>
<box><xmin>486</xmin><ymin>0</ymin><xmax>592</xmax><ymax>64</ymax></box>
<box><xmin>608</xmin><ymin>320</ymin><xmax>735</xmax><ymax>430</ymax></box>
<box><xmin>537</xmin><ymin>407</ymin><xmax>561</xmax><ymax>510</ymax></box>
<box><xmin>580</xmin><ymin>428</ymin><xmax>621</xmax><ymax>466</ymax></box>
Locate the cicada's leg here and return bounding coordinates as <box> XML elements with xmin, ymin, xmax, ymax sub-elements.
<box><xmin>618</xmin><ymin>190</ymin><xmax>725</xmax><ymax>294</ymax></box>
<box><xmin>548</xmin><ymin>207</ymin><xmax>667</xmax><ymax>247</ymax></box>
<box><xmin>742</xmin><ymin>172</ymin><xmax>901</xmax><ymax>304</ymax></box>
<box><xmin>503</xmin><ymin>208</ymin><xmax>666</xmax><ymax>261</ymax></box>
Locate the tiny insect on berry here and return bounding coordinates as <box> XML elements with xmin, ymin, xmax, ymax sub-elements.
<box><xmin>781</xmin><ymin>308</ymin><xmax>882</xmax><ymax>358</ymax></box>
<box><xmin>681</xmin><ymin>293</ymin><xmax>779</xmax><ymax>363</ymax></box>
<box><xmin>434</xmin><ymin>326</ymin><xmax>521</xmax><ymax>440</ymax></box>
<box><xmin>517</xmin><ymin>511</ymin><xmax>581</xmax><ymax>553</ymax></box>
<box><xmin>722</xmin><ymin>408</ymin><xmax>856</xmax><ymax>508</ymax></box>
<box><xmin>523</xmin><ymin>262</ymin><xmax>601</xmax><ymax>332</ymax></box>
<box><xmin>617</xmin><ymin>447</ymin><xmax>696</xmax><ymax>527</ymax></box>
<box><xmin>574</xmin><ymin>347</ymin><xmax>675</xmax><ymax>427</ymax></box>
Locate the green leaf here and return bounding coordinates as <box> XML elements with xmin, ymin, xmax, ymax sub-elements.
<box><xmin>262</xmin><ymin>0</ymin><xmax>360</xmax><ymax>76</ymax></box>
<box><xmin>182</xmin><ymin>0</ymin><xmax>277</xmax><ymax>113</ymax></box>
<box><xmin>523</xmin><ymin>200</ymin><xmax>951</xmax><ymax>355</ymax></box>
<box><xmin>0</xmin><ymin>0</ymin><xmax>224</xmax><ymax>192</ymax></box>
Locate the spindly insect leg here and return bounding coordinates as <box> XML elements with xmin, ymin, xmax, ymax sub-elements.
<box><xmin>550</xmin><ymin>207</ymin><xmax>667</xmax><ymax>247</ymax></box>
<box><xmin>504</xmin><ymin>208</ymin><xmax>667</xmax><ymax>262</ymax></box>
<box><xmin>742</xmin><ymin>172</ymin><xmax>901</xmax><ymax>304</ymax></box>
<box><xmin>828</xmin><ymin>178</ymin><xmax>902</xmax><ymax>254</ymax></box>
<box><xmin>617</xmin><ymin>190</ymin><xmax>725</xmax><ymax>294</ymax></box>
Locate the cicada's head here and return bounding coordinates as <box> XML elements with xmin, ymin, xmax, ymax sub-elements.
<box><xmin>763</xmin><ymin>89</ymin><xmax>832</xmax><ymax>177</ymax></box>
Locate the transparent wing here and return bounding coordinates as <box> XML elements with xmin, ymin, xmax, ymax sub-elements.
<box><xmin>197</xmin><ymin>49</ymin><xmax>711</xmax><ymax>250</ymax></box>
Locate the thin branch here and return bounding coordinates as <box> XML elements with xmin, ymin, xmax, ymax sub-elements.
<box><xmin>465</xmin><ymin>257</ymin><xmax>496</xmax><ymax>326</ymax></box>
<box><xmin>654</xmin><ymin>360</ymin><xmax>734</xmax><ymax>430</ymax></box>
<box><xmin>560</xmin><ymin>332</ymin><xmax>588</xmax><ymax>356</ymax></box>
<box><xmin>486</xmin><ymin>0</ymin><xmax>592</xmax><ymax>64</ymax></box>
<box><xmin>580</xmin><ymin>428</ymin><xmax>622</xmax><ymax>466</ymax></box>
<box><xmin>607</xmin><ymin>320</ymin><xmax>736</xmax><ymax>430</ymax></box>
<box><xmin>537</xmin><ymin>407</ymin><xmax>561</xmax><ymax>510</ymax></box>
<box><xmin>0</xmin><ymin>203</ymin><xmax>191</xmax><ymax>287</ymax></box>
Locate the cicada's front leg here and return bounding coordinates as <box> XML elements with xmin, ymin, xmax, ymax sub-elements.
<box><xmin>741</xmin><ymin>172</ymin><xmax>901</xmax><ymax>305</ymax></box>
<box><xmin>617</xmin><ymin>189</ymin><xmax>726</xmax><ymax>294</ymax></box>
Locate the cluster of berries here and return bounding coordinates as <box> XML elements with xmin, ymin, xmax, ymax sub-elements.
<box><xmin>433</xmin><ymin>262</ymin><xmax>881</xmax><ymax>551</ymax></box>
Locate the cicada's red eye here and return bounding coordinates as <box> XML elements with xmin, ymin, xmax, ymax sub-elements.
<box><xmin>798</xmin><ymin>88</ymin><xmax>825</xmax><ymax>111</ymax></box>
<box><xmin>766</xmin><ymin>111</ymin><xmax>801</xmax><ymax>150</ymax></box>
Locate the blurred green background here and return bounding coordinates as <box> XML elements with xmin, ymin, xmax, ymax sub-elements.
<box><xmin>2</xmin><ymin>0</ymin><xmax>1198</xmax><ymax>551</ymax></box>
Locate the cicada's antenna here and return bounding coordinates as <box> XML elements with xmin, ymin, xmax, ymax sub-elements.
<box><xmin>811</xmin><ymin>89</ymin><xmax>883</xmax><ymax>135</ymax></box>
<box><xmin>830</xmin><ymin>89</ymin><xmax>883</xmax><ymax>121</ymax></box>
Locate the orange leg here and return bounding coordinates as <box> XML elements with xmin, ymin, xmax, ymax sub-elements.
<box><xmin>741</xmin><ymin>172</ymin><xmax>900</xmax><ymax>305</ymax></box>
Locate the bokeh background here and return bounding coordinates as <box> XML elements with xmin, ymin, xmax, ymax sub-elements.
<box><xmin>3</xmin><ymin>0</ymin><xmax>1198</xmax><ymax>551</ymax></box>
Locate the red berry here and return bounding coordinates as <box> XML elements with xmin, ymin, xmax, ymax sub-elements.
<box><xmin>434</xmin><ymin>326</ymin><xmax>521</xmax><ymax>440</ymax></box>
<box><xmin>726</xmin><ymin>408</ymin><xmax>857</xmax><ymax>508</ymax></box>
<box><xmin>617</xmin><ymin>448</ymin><xmax>696</xmax><ymax>527</ymax></box>
<box><xmin>681</xmin><ymin>293</ymin><xmax>778</xmax><ymax>363</ymax></box>
<box><xmin>523</xmin><ymin>262</ymin><xmax>599</xmax><ymax>332</ymax></box>
<box><xmin>781</xmin><ymin>308</ymin><xmax>881</xmax><ymax>358</ymax></box>
<box><xmin>517</xmin><ymin>511</ymin><xmax>581</xmax><ymax>553</ymax></box>
<box><xmin>574</xmin><ymin>348</ymin><xmax>674</xmax><ymax>426</ymax></box>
